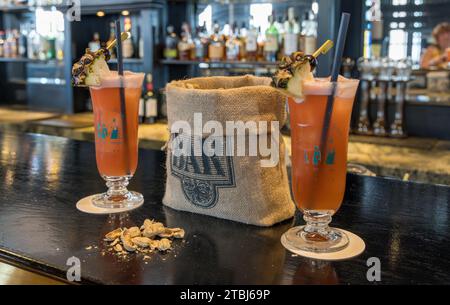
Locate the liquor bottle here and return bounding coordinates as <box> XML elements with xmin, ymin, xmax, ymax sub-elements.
<box><xmin>10</xmin><ymin>29</ymin><xmax>19</xmax><ymax>58</ymax></box>
<box><xmin>193</xmin><ymin>26</ymin><xmax>203</xmax><ymax>60</ymax></box>
<box><xmin>264</xmin><ymin>15</ymin><xmax>279</xmax><ymax>62</ymax></box>
<box><xmin>4</xmin><ymin>30</ymin><xmax>17</xmax><ymax>58</ymax></box>
<box><xmin>0</xmin><ymin>31</ymin><xmax>5</xmax><ymax>57</ymax></box>
<box><xmin>299</xmin><ymin>11</ymin><xmax>317</xmax><ymax>54</ymax></box>
<box><xmin>194</xmin><ymin>26</ymin><xmax>205</xmax><ymax>60</ymax></box>
<box><xmin>240</xmin><ymin>22</ymin><xmax>248</xmax><ymax>40</ymax></box>
<box><xmin>18</xmin><ymin>24</ymin><xmax>27</xmax><ymax>58</ymax></box>
<box><xmin>88</xmin><ymin>32</ymin><xmax>101</xmax><ymax>53</ymax></box>
<box><xmin>138</xmin><ymin>93</ymin><xmax>145</xmax><ymax>124</ymax></box>
<box><xmin>56</xmin><ymin>31</ymin><xmax>64</xmax><ymax>60</ymax></box>
<box><xmin>256</xmin><ymin>26</ymin><xmax>265</xmax><ymax>61</ymax></box>
<box><xmin>106</xmin><ymin>22</ymin><xmax>116</xmax><ymax>58</ymax></box>
<box><xmin>3</xmin><ymin>30</ymin><xmax>10</xmax><ymax>58</ymax></box>
<box><xmin>275</xmin><ymin>15</ymin><xmax>283</xmax><ymax>37</ymax></box>
<box><xmin>46</xmin><ymin>22</ymin><xmax>56</xmax><ymax>60</ymax></box>
<box><xmin>144</xmin><ymin>74</ymin><xmax>158</xmax><ymax>124</ymax></box>
<box><xmin>193</xmin><ymin>24</ymin><xmax>209</xmax><ymax>60</ymax></box>
<box><xmin>201</xmin><ymin>22</ymin><xmax>210</xmax><ymax>60</ymax></box>
<box><xmin>245</xmin><ymin>21</ymin><xmax>258</xmax><ymax>61</ymax></box>
<box><xmin>226</xmin><ymin>22</ymin><xmax>241</xmax><ymax>61</ymax></box>
<box><xmin>178</xmin><ymin>22</ymin><xmax>195</xmax><ymax>60</ymax></box>
<box><xmin>164</xmin><ymin>25</ymin><xmax>178</xmax><ymax>60</ymax></box>
<box><xmin>283</xmin><ymin>7</ymin><xmax>299</xmax><ymax>56</ymax></box>
<box><xmin>46</xmin><ymin>36</ymin><xmax>56</xmax><ymax>59</ymax></box>
<box><xmin>238</xmin><ymin>22</ymin><xmax>247</xmax><ymax>60</ymax></box>
<box><xmin>27</xmin><ymin>25</ymin><xmax>40</xmax><ymax>60</ymax></box>
<box><xmin>208</xmin><ymin>21</ymin><xmax>225</xmax><ymax>61</ymax></box>
<box><xmin>276</xmin><ymin>15</ymin><xmax>285</xmax><ymax>53</ymax></box>
<box><xmin>139</xmin><ymin>36</ymin><xmax>144</xmax><ymax>59</ymax></box>
<box><xmin>122</xmin><ymin>18</ymin><xmax>134</xmax><ymax>58</ymax></box>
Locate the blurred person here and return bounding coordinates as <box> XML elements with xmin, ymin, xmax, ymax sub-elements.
<box><xmin>420</xmin><ymin>22</ymin><xmax>450</xmax><ymax>69</ymax></box>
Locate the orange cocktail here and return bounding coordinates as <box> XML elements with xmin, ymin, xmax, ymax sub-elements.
<box><xmin>283</xmin><ymin>77</ymin><xmax>359</xmax><ymax>253</ymax></box>
<box><xmin>90</xmin><ymin>86</ymin><xmax>140</xmax><ymax>177</ymax></box>
<box><xmin>89</xmin><ymin>71</ymin><xmax>144</xmax><ymax>208</ymax></box>
<box><xmin>289</xmin><ymin>77</ymin><xmax>359</xmax><ymax>213</ymax></box>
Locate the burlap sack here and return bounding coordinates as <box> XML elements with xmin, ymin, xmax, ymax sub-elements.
<box><xmin>163</xmin><ymin>75</ymin><xmax>295</xmax><ymax>227</ymax></box>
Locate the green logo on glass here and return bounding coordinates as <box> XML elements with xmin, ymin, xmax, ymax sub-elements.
<box><xmin>304</xmin><ymin>146</ymin><xmax>335</xmax><ymax>166</ymax></box>
<box><xmin>97</xmin><ymin>118</ymin><xmax>120</xmax><ymax>140</ymax></box>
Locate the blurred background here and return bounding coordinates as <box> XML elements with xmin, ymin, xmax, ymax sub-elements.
<box><xmin>0</xmin><ymin>0</ymin><xmax>449</xmax><ymax>184</ymax></box>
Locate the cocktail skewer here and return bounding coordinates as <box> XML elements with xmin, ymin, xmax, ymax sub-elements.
<box><xmin>312</xmin><ymin>39</ymin><xmax>334</xmax><ymax>59</ymax></box>
<box><xmin>105</xmin><ymin>32</ymin><xmax>130</xmax><ymax>53</ymax></box>
<box><xmin>271</xmin><ymin>40</ymin><xmax>334</xmax><ymax>98</ymax></box>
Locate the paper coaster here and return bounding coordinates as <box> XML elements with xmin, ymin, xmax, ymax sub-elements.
<box><xmin>76</xmin><ymin>195</ymin><xmax>144</xmax><ymax>215</ymax></box>
<box><xmin>281</xmin><ymin>229</ymin><xmax>365</xmax><ymax>261</ymax></box>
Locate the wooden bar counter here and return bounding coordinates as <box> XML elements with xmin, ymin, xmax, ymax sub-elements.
<box><xmin>0</xmin><ymin>132</ymin><xmax>449</xmax><ymax>284</ymax></box>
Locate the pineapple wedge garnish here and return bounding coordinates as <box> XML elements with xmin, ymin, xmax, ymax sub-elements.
<box><xmin>272</xmin><ymin>52</ymin><xmax>314</xmax><ymax>99</ymax></box>
<box><xmin>72</xmin><ymin>48</ymin><xmax>111</xmax><ymax>87</ymax></box>
<box><xmin>286</xmin><ymin>61</ymin><xmax>314</xmax><ymax>98</ymax></box>
<box><xmin>84</xmin><ymin>54</ymin><xmax>110</xmax><ymax>86</ymax></box>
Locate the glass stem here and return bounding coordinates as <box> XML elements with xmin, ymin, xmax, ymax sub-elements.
<box><xmin>303</xmin><ymin>211</ymin><xmax>333</xmax><ymax>240</ymax></box>
<box><xmin>104</xmin><ymin>176</ymin><xmax>130</xmax><ymax>201</ymax></box>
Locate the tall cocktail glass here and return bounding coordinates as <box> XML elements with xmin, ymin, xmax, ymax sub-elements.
<box><xmin>282</xmin><ymin>76</ymin><xmax>359</xmax><ymax>253</ymax></box>
<box><xmin>89</xmin><ymin>71</ymin><xmax>145</xmax><ymax>209</ymax></box>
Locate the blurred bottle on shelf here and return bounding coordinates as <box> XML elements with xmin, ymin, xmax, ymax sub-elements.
<box><xmin>138</xmin><ymin>93</ymin><xmax>145</xmax><ymax>124</ymax></box>
<box><xmin>238</xmin><ymin>22</ymin><xmax>247</xmax><ymax>60</ymax></box>
<box><xmin>18</xmin><ymin>24</ymin><xmax>27</xmax><ymax>58</ymax></box>
<box><xmin>178</xmin><ymin>22</ymin><xmax>195</xmax><ymax>60</ymax></box>
<box><xmin>209</xmin><ymin>20</ymin><xmax>225</xmax><ymax>61</ymax></box>
<box><xmin>299</xmin><ymin>10</ymin><xmax>317</xmax><ymax>54</ymax></box>
<box><xmin>45</xmin><ymin>22</ymin><xmax>56</xmax><ymax>59</ymax></box>
<box><xmin>106</xmin><ymin>22</ymin><xmax>116</xmax><ymax>59</ymax></box>
<box><xmin>283</xmin><ymin>7</ymin><xmax>299</xmax><ymax>56</ymax></box>
<box><xmin>143</xmin><ymin>73</ymin><xmax>158</xmax><ymax>124</ymax></box>
<box><xmin>193</xmin><ymin>23</ymin><xmax>209</xmax><ymax>60</ymax></box>
<box><xmin>341</xmin><ymin>57</ymin><xmax>355</xmax><ymax>78</ymax></box>
<box><xmin>275</xmin><ymin>15</ymin><xmax>284</xmax><ymax>41</ymax></box>
<box><xmin>226</xmin><ymin>22</ymin><xmax>241</xmax><ymax>61</ymax></box>
<box><xmin>164</xmin><ymin>25</ymin><xmax>178</xmax><ymax>60</ymax></box>
<box><xmin>256</xmin><ymin>26</ymin><xmax>265</xmax><ymax>61</ymax></box>
<box><xmin>0</xmin><ymin>31</ymin><xmax>5</xmax><ymax>57</ymax></box>
<box><xmin>122</xmin><ymin>17</ymin><xmax>134</xmax><ymax>58</ymax></box>
<box><xmin>275</xmin><ymin>15</ymin><xmax>285</xmax><ymax>56</ymax></box>
<box><xmin>239</xmin><ymin>22</ymin><xmax>248</xmax><ymax>39</ymax></box>
<box><xmin>245</xmin><ymin>21</ymin><xmax>258</xmax><ymax>61</ymax></box>
<box><xmin>46</xmin><ymin>37</ymin><xmax>56</xmax><ymax>59</ymax></box>
<box><xmin>139</xmin><ymin>36</ymin><xmax>144</xmax><ymax>59</ymax></box>
<box><xmin>264</xmin><ymin>14</ymin><xmax>279</xmax><ymax>62</ymax></box>
<box><xmin>27</xmin><ymin>24</ymin><xmax>40</xmax><ymax>59</ymax></box>
<box><xmin>88</xmin><ymin>32</ymin><xmax>101</xmax><ymax>53</ymax></box>
<box><xmin>4</xmin><ymin>30</ymin><xmax>17</xmax><ymax>58</ymax></box>
<box><xmin>55</xmin><ymin>31</ymin><xmax>64</xmax><ymax>60</ymax></box>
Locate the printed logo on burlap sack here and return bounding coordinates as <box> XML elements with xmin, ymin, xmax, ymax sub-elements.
<box><xmin>170</xmin><ymin>135</ymin><xmax>236</xmax><ymax>209</ymax></box>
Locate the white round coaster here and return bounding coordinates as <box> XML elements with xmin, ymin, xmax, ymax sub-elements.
<box><xmin>281</xmin><ymin>229</ymin><xmax>365</xmax><ymax>261</ymax></box>
<box><xmin>76</xmin><ymin>195</ymin><xmax>144</xmax><ymax>215</ymax></box>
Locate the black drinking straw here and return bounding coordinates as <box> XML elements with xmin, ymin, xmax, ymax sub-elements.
<box><xmin>319</xmin><ymin>13</ymin><xmax>351</xmax><ymax>155</ymax></box>
<box><xmin>115</xmin><ymin>20</ymin><xmax>130</xmax><ymax>176</ymax></box>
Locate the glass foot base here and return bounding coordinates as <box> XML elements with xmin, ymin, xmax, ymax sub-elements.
<box><xmin>281</xmin><ymin>225</ymin><xmax>349</xmax><ymax>253</ymax></box>
<box><xmin>92</xmin><ymin>191</ymin><xmax>144</xmax><ymax>209</ymax></box>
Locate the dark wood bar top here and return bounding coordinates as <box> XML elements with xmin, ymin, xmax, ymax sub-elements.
<box><xmin>0</xmin><ymin>132</ymin><xmax>449</xmax><ymax>284</ymax></box>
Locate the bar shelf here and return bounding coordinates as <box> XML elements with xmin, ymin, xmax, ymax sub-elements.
<box><xmin>0</xmin><ymin>57</ymin><xmax>63</xmax><ymax>64</ymax></box>
<box><xmin>160</xmin><ymin>59</ymin><xmax>280</xmax><ymax>68</ymax></box>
